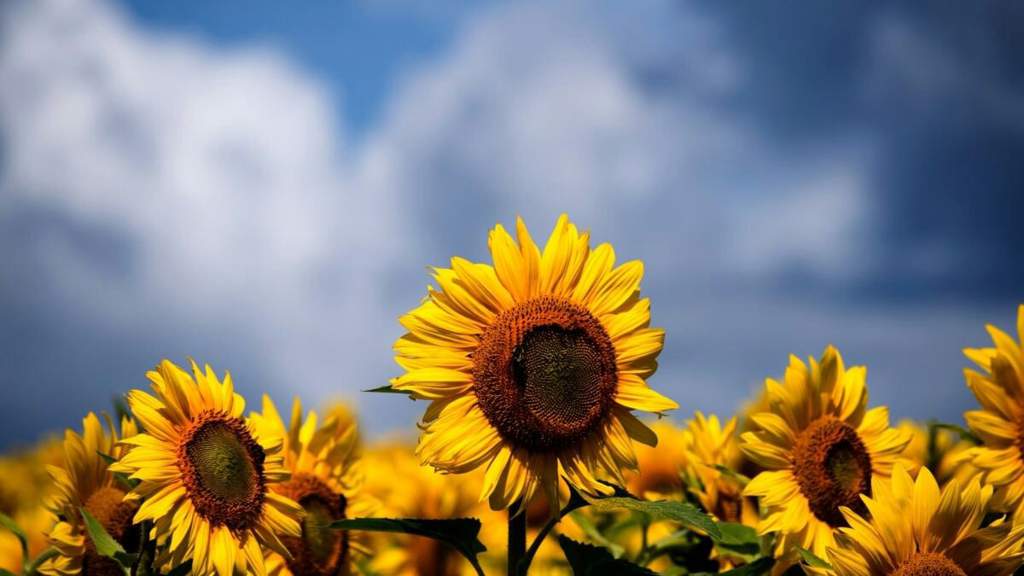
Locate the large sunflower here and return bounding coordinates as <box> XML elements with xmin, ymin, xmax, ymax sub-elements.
<box><xmin>963</xmin><ymin>304</ymin><xmax>1024</xmax><ymax>516</ymax></box>
<box><xmin>109</xmin><ymin>360</ymin><xmax>303</xmax><ymax>576</ymax></box>
<box><xmin>741</xmin><ymin>347</ymin><xmax>911</xmax><ymax>562</ymax></box>
<box><xmin>39</xmin><ymin>413</ymin><xmax>137</xmax><ymax>576</ymax></box>
<box><xmin>249</xmin><ymin>397</ymin><xmax>375</xmax><ymax>576</ymax></box>
<box><xmin>391</xmin><ymin>215</ymin><xmax>677</xmax><ymax>510</ymax></box>
<box><xmin>826</xmin><ymin>464</ymin><xmax>1024</xmax><ymax>576</ymax></box>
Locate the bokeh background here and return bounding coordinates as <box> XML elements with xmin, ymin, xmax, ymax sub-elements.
<box><xmin>1</xmin><ymin>0</ymin><xmax>1021</xmax><ymax>450</ymax></box>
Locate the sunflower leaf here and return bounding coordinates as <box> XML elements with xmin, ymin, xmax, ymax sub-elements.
<box><xmin>583</xmin><ymin>497</ymin><xmax>722</xmax><ymax>540</ymax></box>
<box><xmin>0</xmin><ymin>569</ymin><xmax>17</xmax><ymax>576</ymax></box>
<box><xmin>330</xmin><ymin>517</ymin><xmax>486</xmax><ymax>576</ymax></box>
<box><xmin>713</xmin><ymin>464</ymin><xmax>752</xmax><ymax>486</ymax></box>
<box><xmin>798</xmin><ymin>547</ymin><xmax>832</xmax><ymax>569</ymax></box>
<box><xmin>95</xmin><ymin>451</ymin><xmax>138</xmax><ymax>490</ymax></box>
<box><xmin>164</xmin><ymin>560</ymin><xmax>193</xmax><ymax>576</ymax></box>
<box><xmin>558</xmin><ymin>535</ymin><xmax>656</xmax><ymax>575</ymax></box>
<box><xmin>692</xmin><ymin>557</ymin><xmax>775</xmax><ymax>576</ymax></box>
<box><xmin>0</xmin><ymin>511</ymin><xmax>28</xmax><ymax>561</ymax></box>
<box><xmin>80</xmin><ymin>507</ymin><xmax>135</xmax><ymax>570</ymax></box>
<box><xmin>929</xmin><ymin>421</ymin><xmax>981</xmax><ymax>445</ymax></box>
<box><xmin>714</xmin><ymin>522</ymin><xmax>761</xmax><ymax>558</ymax></box>
<box><xmin>363</xmin><ymin>385</ymin><xmax>413</xmax><ymax>397</ymax></box>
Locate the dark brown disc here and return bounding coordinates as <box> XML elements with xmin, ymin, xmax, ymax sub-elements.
<box><xmin>791</xmin><ymin>417</ymin><xmax>872</xmax><ymax>527</ymax></box>
<box><xmin>276</xmin><ymin>473</ymin><xmax>349</xmax><ymax>576</ymax></box>
<box><xmin>473</xmin><ymin>296</ymin><xmax>618</xmax><ymax>453</ymax></box>
<box><xmin>177</xmin><ymin>410</ymin><xmax>266</xmax><ymax>531</ymax></box>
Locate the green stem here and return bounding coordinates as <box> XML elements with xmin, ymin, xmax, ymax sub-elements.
<box><xmin>24</xmin><ymin>548</ymin><xmax>58</xmax><ymax>576</ymax></box>
<box><xmin>508</xmin><ymin>502</ymin><xmax>526</xmax><ymax>576</ymax></box>
<box><xmin>520</xmin><ymin>513</ymin><xmax>558</xmax><ymax>574</ymax></box>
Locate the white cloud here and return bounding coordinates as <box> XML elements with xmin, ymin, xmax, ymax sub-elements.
<box><xmin>0</xmin><ymin>0</ymin><xmax>406</xmax><ymax>415</ymax></box>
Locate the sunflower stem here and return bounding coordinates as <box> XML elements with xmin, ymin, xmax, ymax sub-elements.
<box><xmin>508</xmin><ymin>502</ymin><xmax>527</xmax><ymax>576</ymax></box>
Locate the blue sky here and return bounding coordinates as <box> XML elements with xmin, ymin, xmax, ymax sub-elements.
<box><xmin>0</xmin><ymin>0</ymin><xmax>1021</xmax><ymax>449</ymax></box>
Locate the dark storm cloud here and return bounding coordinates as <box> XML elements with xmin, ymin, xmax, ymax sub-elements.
<box><xmin>702</xmin><ymin>1</ymin><xmax>1024</xmax><ymax>300</ymax></box>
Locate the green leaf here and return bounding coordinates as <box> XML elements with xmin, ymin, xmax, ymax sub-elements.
<box><xmin>567</xmin><ymin>511</ymin><xmax>625</xmax><ymax>559</ymax></box>
<box><xmin>713</xmin><ymin>464</ymin><xmax>752</xmax><ymax>486</ymax></box>
<box><xmin>95</xmin><ymin>451</ymin><xmax>138</xmax><ymax>490</ymax></box>
<box><xmin>164</xmin><ymin>560</ymin><xmax>194</xmax><ymax>576</ymax></box>
<box><xmin>0</xmin><ymin>511</ymin><xmax>28</xmax><ymax>561</ymax></box>
<box><xmin>584</xmin><ymin>497</ymin><xmax>722</xmax><ymax>540</ymax></box>
<box><xmin>363</xmin><ymin>384</ymin><xmax>413</xmax><ymax>395</ymax></box>
<box><xmin>718</xmin><ymin>557</ymin><xmax>775</xmax><ymax>576</ymax></box>
<box><xmin>798</xmin><ymin>547</ymin><xmax>832</xmax><ymax>569</ymax></box>
<box><xmin>558</xmin><ymin>535</ymin><xmax>656</xmax><ymax>575</ymax></box>
<box><xmin>714</xmin><ymin>522</ymin><xmax>761</xmax><ymax>558</ymax></box>
<box><xmin>330</xmin><ymin>517</ymin><xmax>486</xmax><ymax>576</ymax></box>
<box><xmin>0</xmin><ymin>568</ymin><xmax>17</xmax><ymax>576</ymax></box>
<box><xmin>929</xmin><ymin>422</ymin><xmax>981</xmax><ymax>445</ymax></box>
<box><xmin>80</xmin><ymin>507</ymin><xmax>135</xmax><ymax>570</ymax></box>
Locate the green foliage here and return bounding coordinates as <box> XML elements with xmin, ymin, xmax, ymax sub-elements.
<box><xmin>559</xmin><ymin>535</ymin><xmax>657</xmax><ymax>575</ymax></box>
<box><xmin>163</xmin><ymin>560</ymin><xmax>194</xmax><ymax>576</ymax></box>
<box><xmin>363</xmin><ymin>384</ymin><xmax>413</xmax><ymax>396</ymax></box>
<box><xmin>330</xmin><ymin>517</ymin><xmax>486</xmax><ymax>576</ymax></box>
<box><xmin>713</xmin><ymin>522</ymin><xmax>763</xmax><ymax>560</ymax></box>
<box><xmin>798</xmin><ymin>548</ymin><xmax>832</xmax><ymax>569</ymax></box>
<box><xmin>79</xmin><ymin>507</ymin><xmax>136</xmax><ymax>573</ymax></box>
<box><xmin>584</xmin><ymin>497</ymin><xmax>721</xmax><ymax>541</ymax></box>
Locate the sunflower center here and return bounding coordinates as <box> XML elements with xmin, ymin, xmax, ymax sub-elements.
<box><xmin>178</xmin><ymin>411</ymin><xmax>265</xmax><ymax>530</ymax></box>
<box><xmin>473</xmin><ymin>296</ymin><xmax>618</xmax><ymax>452</ymax></box>
<box><xmin>277</xmin><ymin>474</ymin><xmax>349</xmax><ymax>576</ymax></box>
<box><xmin>82</xmin><ymin>486</ymin><xmax>140</xmax><ymax>576</ymax></box>
<box><xmin>891</xmin><ymin>552</ymin><xmax>966</xmax><ymax>576</ymax></box>
<box><xmin>791</xmin><ymin>417</ymin><xmax>871</xmax><ymax>527</ymax></box>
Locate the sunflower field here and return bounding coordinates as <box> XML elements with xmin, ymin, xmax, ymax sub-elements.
<box><xmin>1</xmin><ymin>215</ymin><xmax>1023</xmax><ymax>576</ymax></box>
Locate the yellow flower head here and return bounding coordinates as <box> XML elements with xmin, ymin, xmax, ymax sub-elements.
<box><xmin>827</xmin><ymin>465</ymin><xmax>1024</xmax><ymax>576</ymax></box>
<box><xmin>683</xmin><ymin>412</ymin><xmax>757</xmax><ymax>528</ymax></box>
<box><xmin>109</xmin><ymin>360</ymin><xmax>303</xmax><ymax>576</ymax></box>
<box><xmin>741</xmin><ymin>346</ymin><xmax>911</xmax><ymax>561</ymax></box>
<box><xmin>391</xmin><ymin>214</ymin><xmax>677</xmax><ymax>510</ymax></box>
<box><xmin>38</xmin><ymin>412</ymin><xmax>136</xmax><ymax>576</ymax></box>
<box><xmin>963</xmin><ymin>304</ymin><xmax>1024</xmax><ymax>516</ymax></box>
<box><xmin>249</xmin><ymin>397</ymin><xmax>375</xmax><ymax>576</ymax></box>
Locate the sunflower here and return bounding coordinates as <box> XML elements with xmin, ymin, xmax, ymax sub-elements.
<box><xmin>682</xmin><ymin>412</ymin><xmax>757</xmax><ymax>528</ymax></box>
<box><xmin>249</xmin><ymin>397</ymin><xmax>375</xmax><ymax>576</ymax></box>
<box><xmin>37</xmin><ymin>413</ymin><xmax>138</xmax><ymax>576</ymax></box>
<box><xmin>391</xmin><ymin>214</ymin><xmax>677</xmax><ymax>511</ymax></box>
<box><xmin>826</xmin><ymin>464</ymin><xmax>1024</xmax><ymax>576</ymax></box>
<box><xmin>963</xmin><ymin>304</ymin><xmax>1024</xmax><ymax>516</ymax></box>
<box><xmin>109</xmin><ymin>359</ymin><xmax>303</xmax><ymax>576</ymax></box>
<box><xmin>741</xmin><ymin>346</ymin><xmax>911</xmax><ymax>562</ymax></box>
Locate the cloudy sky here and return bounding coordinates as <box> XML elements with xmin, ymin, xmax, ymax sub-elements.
<box><xmin>1</xmin><ymin>0</ymin><xmax>1021</xmax><ymax>449</ymax></box>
